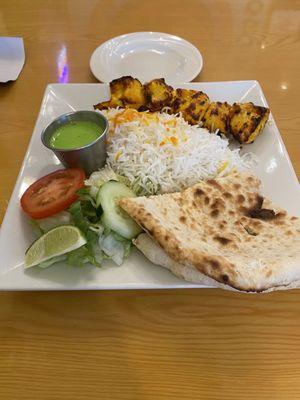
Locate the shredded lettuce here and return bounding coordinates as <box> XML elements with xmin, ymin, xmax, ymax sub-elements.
<box><xmin>30</xmin><ymin>219</ymin><xmax>44</xmax><ymax>238</ymax></box>
<box><xmin>68</xmin><ymin>201</ymin><xmax>103</xmax><ymax>267</ymax></box>
<box><xmin>84</xmin><ymin>166</ymin><xmax>118</xmax><ymax>199</ymax></box>
<box><xmin>99</xmin><ymin>230</ymin><xmax>132</xmax><ymax>266</ymax></box>
<box><xmin>112</xmin><ymin>231</ymin><xmax>132</xmax><ymax>258</ymax></box>
<box><xmin>39</xmin><ymin>254</ymin><xmax>67</xmax><ymax>268</ymax></box>
<box><xmin>66</xmin><ymin>246</ymin><xmax>101</xmax><ymax>268</ymax></box>
<box><xmin>36</xmin><ymin>211</ymin><xmax>72</xmax><ymax>233</ymax></box>
<box><xmin>66</xmin><ymin>247</ymin><xmax>89</xmax><ymax>267</ymax></box>
<box><xmin>69</xmin><ymin>200</ymin><xmax>101</xmax><ymax>233</ymax></box>
<box><xmin>83</xmin><ymin>165</ymin><xmax>135</xmax><ymax>199</ymax></box>
<box><xmin>67</xmin><ymin>198</ymin><xmax>131</xmax><ymax>267</ymax></box>
<box><xmin>88</xmin><ymin>221</ymin><xmax>104</xmax><ymax>235</ymax></box>
<box><xmin>100</xmin><ymin>234</ymin><xmax>125</xmax><ymax>266</ymax></box>
<box><xmin>76</xmin><ymin>187</ymin><xmax>97</xmax><ymax>208</ymax></box>
<box><xmin>32</xmin><ymin>166</ymin><xmax>135</xmax><ymax>270</ymax></box>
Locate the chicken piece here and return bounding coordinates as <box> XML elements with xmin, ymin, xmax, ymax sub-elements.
<box><xmin>143</xmin><ymin>78</ymin><xmax>174</xmax><ymax>112</ymax></box>
<box><xmin>228</xmin><ymin>102</ymin><xmax>270</xmax><ymax>143</ymax></box>
<box><xmin>120</xmin><ymin>77</ymin><xmax>146</xmax><ymax>109</ymax></box>
<box><xmin>94</xmin><ymin>76</ymin><xmax>146</xmax><ymax>110</ymax></box>
<box><xmin>171</xmin><ymin>89</ymin><xmax>210</xmax><ymax>125</ymax></box>
<box><xmin>202</xmin><ymin>101</ymin><xmax>231</xmax><ymax>135</ymax></box>
<box><xmin>94</xmin><ymin>98</ymin><xmax>122</xmax><ymax>110</ymax></box>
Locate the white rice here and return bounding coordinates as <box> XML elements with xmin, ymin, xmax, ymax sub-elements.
<box><xmin>100</xmin><ymin>108</ymin><xmax>255</xmax><ymax>195</ymax></box>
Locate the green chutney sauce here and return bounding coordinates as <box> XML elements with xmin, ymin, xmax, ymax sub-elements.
<box><xmin>50</xmin><ymin>121</ymin><xmax>103</xmax><ymax>149</ymax></box>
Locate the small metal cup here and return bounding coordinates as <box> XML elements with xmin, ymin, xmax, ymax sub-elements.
<box><xmin>41</xmin><ymin>110</ymin><xmax>108</xmax><ymax>176</ymax></box>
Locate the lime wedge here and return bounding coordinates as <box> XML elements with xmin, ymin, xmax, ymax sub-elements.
<box><xmin>25</xmin><ymin>225</ymin><xmax>86</xmax><ymax>268</ymax></box>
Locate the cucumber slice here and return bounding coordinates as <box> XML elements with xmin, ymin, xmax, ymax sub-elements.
<box><xmin>97</xmin><ymin>181</ymin><xmax>142</xmax><ymax>239</ymax></box>
<box><xmin>96</xmin><ymin>179</ymin><xmax>118</xmax><ymax>208</ymax></box>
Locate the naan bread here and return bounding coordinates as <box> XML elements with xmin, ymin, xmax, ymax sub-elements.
<box><xmin>120</xmin><ymin>172</ymin><xmax>300</xmax><ymax>292</ymax></box>
<box><xmin>134</xmin><ymin>233</ymin><xmax>231</xmax><ymax>290</ymax></box>
<box><xmin>134</xmin><ymin>233</ymin><xmax>300</xmax><ymax>293</ymax></box>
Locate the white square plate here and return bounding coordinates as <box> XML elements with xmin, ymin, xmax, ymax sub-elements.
<box><xmin>0</xmin><ymin>82</ymin><xmax>299</xmax><ymax>290</ymax></box>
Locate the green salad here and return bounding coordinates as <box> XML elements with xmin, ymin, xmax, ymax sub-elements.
<box><xmin>23</xmin><ymin>167</ymin><xmax>142</xmax><ymax>269</ymax></box>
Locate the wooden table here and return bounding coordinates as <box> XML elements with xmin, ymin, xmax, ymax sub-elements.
<box><xmin>0</xmin><ymin>1</ymin><xmax>299</xmax><ymax>399</ymax></box>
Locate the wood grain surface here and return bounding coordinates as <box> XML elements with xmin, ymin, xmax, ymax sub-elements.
<box><xmin>0</xmin><ymin>1</ymin><xmax>300</xmax><ymax>399</ymax></box>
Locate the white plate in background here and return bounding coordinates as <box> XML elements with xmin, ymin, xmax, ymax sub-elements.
<box><xmin>0</xmin><ymin>81</ymin><xmax>299</xmax><ymax>290</ymax></box>
<box><xmin>90</xmin><ymin>32</ymin><xmax>203</xmax><ymax>83</ymax></box>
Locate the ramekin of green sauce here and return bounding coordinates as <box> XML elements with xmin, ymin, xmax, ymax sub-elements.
<box><xmin>41</xmin><ymin>111</ymin><xmax>108</xmax><ymax>175</ymax></box>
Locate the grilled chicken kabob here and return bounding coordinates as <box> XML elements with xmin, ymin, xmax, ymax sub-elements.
<box><xmin>94</xmin><ymin>76</ymin><xmax>270</xmax><ymax>144</ymax></box>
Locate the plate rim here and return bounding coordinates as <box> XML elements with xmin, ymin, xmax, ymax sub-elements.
<box><xmin>90</xmin><ymin>31</ymin><xmax>203</xmax><ymax>83</ymax></box>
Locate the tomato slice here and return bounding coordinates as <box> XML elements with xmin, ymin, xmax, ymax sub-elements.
<box><xmin>21</xmin><ymin>168</ymin><xmax>85</xmax><ymax>219</ymax></box>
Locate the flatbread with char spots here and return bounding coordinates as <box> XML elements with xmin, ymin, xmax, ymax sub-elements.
<box><xmin>120</xmin><ymin>172</ymin><xmax>300</xmax><ymax>292</ymax></box>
